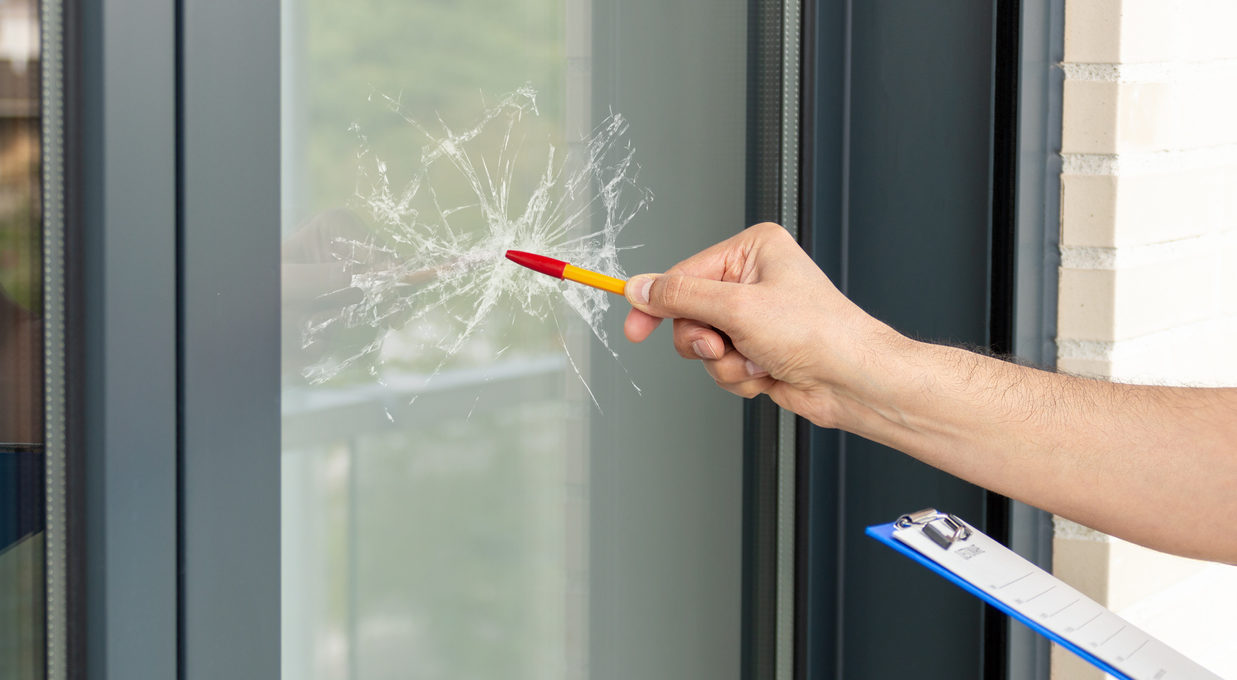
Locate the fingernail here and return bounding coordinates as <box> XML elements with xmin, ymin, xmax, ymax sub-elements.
<box><xmin>746</xmin><ymin>360</ymin><xmax>767</xmax><ymax>376</ymax></box>
<box><xmin>692</xmin><ymin>340</ymin><xmax>714</xmax><ymax>360</ymax></box>
<box><xmin>628</xmin><ymin>276</ymin><xmax>653</xmax><ymax>305</ymax></box>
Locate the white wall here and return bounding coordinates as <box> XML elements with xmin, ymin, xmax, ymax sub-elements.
<box><xmin>1056</xmin><ymin>1</ymin><xmax>1237</xmax><ymax>677</ymax></box>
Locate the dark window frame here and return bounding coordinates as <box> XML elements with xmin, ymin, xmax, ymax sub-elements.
<box><xmin>795</xmin><ymin>0</ymin><xmax>1059</xmax><ymax>678</ymax></box>
<box><xmin>61</xmin><ymin>0</ymin><xmax>1060</xmax><ymax>676</ymax></box>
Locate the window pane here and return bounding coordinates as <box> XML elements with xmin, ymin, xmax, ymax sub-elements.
<box><xmin>0</xmin><ymin>0</ymin><xmax>45</xmax><ymax>675</ymax></box>
<box><xmin>280</xmin><ymin>2</ymin><xmax>746</xmax><ymax>677</ymax></box>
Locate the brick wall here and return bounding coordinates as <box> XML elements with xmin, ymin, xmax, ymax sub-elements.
<box><xmin>1055</xmin><ymin>1</ymin><xmax>1237</xmax><ymax>677</ymax></box>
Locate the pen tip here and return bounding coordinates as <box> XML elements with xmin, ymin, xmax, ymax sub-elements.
<box><xmin>504</xmin><ymin>250</ymin><xmax>568</xmax><ymax>279</ymax></box>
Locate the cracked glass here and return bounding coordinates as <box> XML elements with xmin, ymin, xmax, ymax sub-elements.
<box><xmin>280</xmin><ymin>1</ymin><xmax>749</xmax><ymax>677</ymax></box>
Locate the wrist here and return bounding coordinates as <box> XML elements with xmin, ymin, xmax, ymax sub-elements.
<box><xmin>855</xmin><ymin>337</ymin><xmax>924</xmax><ymax>429</ymax></box>
<box><xmin>800</xmin><ymin>320</ymin><xmax>922</xmax><ymax>435</ymax></box>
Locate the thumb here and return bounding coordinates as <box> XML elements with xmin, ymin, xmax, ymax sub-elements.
<box><xmin>625</xmin><ymin>274</ymin><xmax>739</xmax><ymax>329</ymax></box>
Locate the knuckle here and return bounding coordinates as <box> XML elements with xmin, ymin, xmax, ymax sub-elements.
<box><xmin>751</xmin><ymin>221</ymin><xmax>784</xmax><ymax>236</ymax></box>
<box><xmin>715</xmin><ymin>377</ymin><xmax>765</xmax><ymax>400</ymax></box>
<box><xmin>658</xmin><ymin>275</ymin><xmax>693</xmax><ymax>311</ymax></box>
<box><xmin>734</xmin><ymin>382</ymin><xmax>763</xmax><ymax>399</ymax></box>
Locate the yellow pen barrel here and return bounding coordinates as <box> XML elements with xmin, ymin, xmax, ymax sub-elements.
<box><xmin>563</xmin><ymin>264</ymin><xmax>627</xmax><ymax>296</ymax></box>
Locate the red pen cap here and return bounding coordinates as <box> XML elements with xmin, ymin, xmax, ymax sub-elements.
<box><xmin>505</xmin><ymin>250</ymin><xmax>568</xmax><ymax>279</ymax></box>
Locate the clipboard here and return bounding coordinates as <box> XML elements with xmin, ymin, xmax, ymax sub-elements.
<box><xmin>867</xmin><ymin>509</ymin><xmax>1222</xmax><ymax>680</ymax></box>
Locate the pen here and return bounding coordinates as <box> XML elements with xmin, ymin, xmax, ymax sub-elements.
<box><xmin>505</xmin><ymin>250</ymin><xmax>628</xmax><ymax>296</ymax></box>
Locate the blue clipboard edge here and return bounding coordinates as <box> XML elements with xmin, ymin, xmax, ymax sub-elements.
<box><xmin>866</xmin><ymin>522</ymin><xmax>1133</xmax><ymax>680</ymax></box>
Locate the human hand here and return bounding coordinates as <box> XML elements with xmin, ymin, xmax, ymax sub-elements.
<box><xmin>282</xmin><ymin>207</ymin><xmax>372</xmax><ymax>308</ymax></box>
<box><xmin>623</xmin><ymin>222</ymin><xmax>903</xmax><ymax>428</ymax></box>
<box><xmin>282</xmin><ymin>207</ymin><xmax>401</xmax><ymax>378</ymax></box>
<box><xmin>283</xmin><ymin>208</ymin><xmax>458</xmax><ymax>381</ymax></box>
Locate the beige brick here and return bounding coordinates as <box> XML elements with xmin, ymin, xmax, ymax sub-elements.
<box><xmin>1116</xmin><ymin>0</ymin><xmax>1237</xmax><ymax>63</ymax></box>
<box><xmin>1056</xmin><ymin>355</ymin><xmax>1113</xmax><ymax>379</ymax></box>
<box><xmin>1058</xmin><ymin>268</ymin><xmax>1117</xmax><ymax>340</ymax></box>
<box><xmin>1064</xmin><ymin>76</ymin><xmax>1237</xmax><ymax>155</ymax></box>
<box><xmin>1111</xmin><ymin>257</ymin><xmax>1217</xmax><ymax>339</ymax></box>
<box><xmin>1060</xmin><ymin>256</ymin><xmax>1219</xmax><ymax>341</ymax></box>
<box><xmin>1221</xmin><ymin>233</ymin><xmax>1237</xmax><ymax>317</ymax></box>
<box><xmin>1111</xmin><ymin>81</ymin><xmax>1174</xmax><ymax>152</ymax></box>
<box><xmin>1051</xmin><ymin>644</ymin><xmax>1106</xmax><ymax>680</ymax></box>
<box><xmin>1049</xmin><ymin>535</ymin><xmax>1112</xmax><ymax>680</ymax></box>
<box><xmin>1116</xmin><ymin>80</ymin><xmax>1237</xmax><ymax>153</ymax></box>
<box><xmin>1105</xmin><ymin>539</ymin><xmax>1211</xmax><ymax>611</ymax></box>
<box><xmin>1065</xmin><ymin>0</ymin><xmax>1237</xmax><ymax>64</ymax></box>
<box><xmin>1053</xmin><ymin>536</ymin><xmax>1111</xmax><ymax>602</ymax></box>
<box><xmin>1113</xmin><ymin>168</ymin><xmax>1237</xmax><ymax>246</ymax></box>
<box><xmin>1110</xmin><ymin>336</ymin><xmax>1237</xmax><ymax>386</ymax></box>
<box><xmin>1061</xmin><ymin>174</ymin><xmax>1119</xmax><ymax>247</ymax></box>
<box><xmin>1064</xmin><ymin>0</ymin><xmax>1122</xmax><ymax>63</ymax></box>
<box><xmin>1062</xmin><ymin>80</ymin><xmax>1120</xmax><ymax>154</ymax></box>
<box><xmin>1063</xmin><ymin>167</ymin><xmax>1237</xmax><ymax>249</ymax></box>
<box><xmin>1056</xmin><ymin>6</ymin><xmax>1237</xmax><ymax>674</ymax></box>
<box><xmin>1066</xmin><ymin>80</ymin><xmax>1237</xmax><ymax>155</ymax></box>
<box><xmin>1064</xmin><ymin>313</ymin><xmax>1237</xmax><ymax>386</ymax></box>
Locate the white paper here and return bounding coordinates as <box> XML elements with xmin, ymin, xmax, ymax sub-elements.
<box><xmin>893</xmin><ymin>519</ymin><xmax>1222</xmax><ymax>680</ymax></box>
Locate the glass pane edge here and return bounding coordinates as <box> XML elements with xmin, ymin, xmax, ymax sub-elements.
<box><xmin>776</xmin><ymin>0</ymin><xmax>801</xmax><ymax>678</ymax></box>
<box><xmin>41</xmin><ymin>0</ymin><xmax>68</xmax><ymax>676</ymax></box>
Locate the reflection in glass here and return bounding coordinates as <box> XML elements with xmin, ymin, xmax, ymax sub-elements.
<box><xmin>0</xmin><ymin>0</ymin><xmax>44</xmax><ymax>676</ymax></box>
<box><xmin>281</xmin><ymin>1</ymin><xmax>747</xmax><ymax>677</ymax></box>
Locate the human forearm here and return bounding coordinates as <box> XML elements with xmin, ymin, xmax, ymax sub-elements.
<box><xmin>623</xmin><ymin>223</ymin><xmax>1237</xmax><ymax>563</ymax></box>
<box><xmin>833</xmin><ymin>335</ymin><xmax>1237</xmax><ymax>563</ymax></box>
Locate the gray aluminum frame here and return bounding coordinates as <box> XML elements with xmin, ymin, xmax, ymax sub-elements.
<box><xmin>71</xmin><ymin>0</ymin><xmax>280</xmax><ymax>676</ymax></box>
<box><xmin>74</xmin><ymin>0</ymin><xmax>179</xmax><ymax>676</ymax></box>
<box><xmin>178</xmin><ymin>0</ymin><xmax>281</xmax><ymax>677</ymax></box>
<box><xmin>1004</xmin><ymin>0</ymin><xmax>1064</xmax><ymax>677</ymax></box>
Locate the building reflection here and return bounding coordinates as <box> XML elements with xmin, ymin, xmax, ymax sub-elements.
<box><xmin>0</xmin><ymin>1</ymin><xmax>45</xmax><ymax>677</ymax></box>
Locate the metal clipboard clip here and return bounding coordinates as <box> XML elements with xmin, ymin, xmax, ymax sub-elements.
<box><xmin>895</xmin><ymin>508</ymin><xmax>973</xmax><ymax>550</ymax></box>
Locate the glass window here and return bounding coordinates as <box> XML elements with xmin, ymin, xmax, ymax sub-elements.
<box><xmin>0</xmin><ymin>0</ymin><xmax>45</xmax><ymax>675</ymax></box>
<box><xmin>280</xmin><ymin>1</ymin><xmax>748</xmax><ymax>677</ymax></box>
